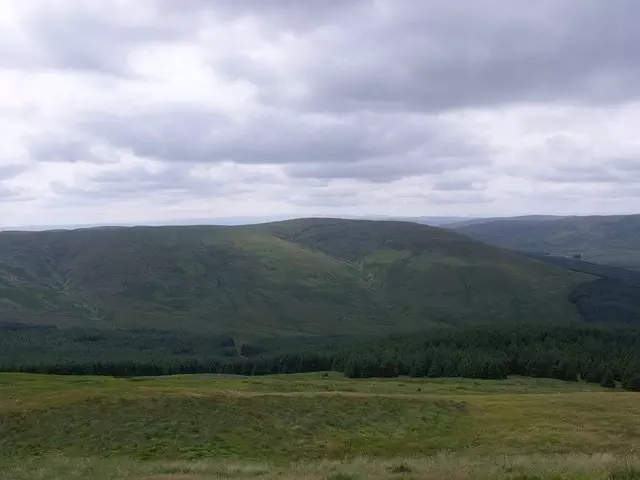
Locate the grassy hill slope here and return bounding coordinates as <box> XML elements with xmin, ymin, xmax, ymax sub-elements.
<box><xmin>0</xmin><ymin>219</ymin><xmax>587</xmax><ymax>335</ymax></box>
<box><xmin>455</xmin><ymin>215</ymin><xmax>640</xmax><ymax>269</ymax></box>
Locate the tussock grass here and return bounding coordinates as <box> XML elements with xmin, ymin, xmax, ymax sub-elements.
<box><xmin>2</xmin><ymin>373</ymin><xmax>640</xmax><ymax>478</ymax></box>
<box><xmin>2</xmin><ymin>454</ymin><xmax>640</xmax><ymax>479</ymax></box>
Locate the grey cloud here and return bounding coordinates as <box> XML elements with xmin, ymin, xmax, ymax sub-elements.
<box><xmin>507</xmin><ymin>134</ymin><xmax>640</xmax><ymax>186</ymax></box>
<box><xmin>286</xmin><ymin>152</ymin><xmax>485</xmax><ymax>183</ymax></box>
<box><xmin>0</xmin><ymin>165</ymin><xmax>26</xmax><ymax>180</ymax></box>
<box><xmin>535</xmin><ymin>161</ymin><xmax>640</xmax><ymax>184</ymax></box>
<box><xmin>83</xmin><ymin>110</ymin><xmax>381</xmax><ymax>164</ymax></box>
<box><xmin>613</xmin><ymin>158</ymin><xmax>640</xmax><ymax>172</ymax></box>
<box><xmin>610</xmin><ymin>184</ymin><xmax>640</xmax><ymax>199</ymax></box>
<box><xmin>162</xmin><ymin>0</ymin><xmax>366</xmax><ymax>30</ymax></box>
<box><xmin>75</xmin><ymin>108</ymin><xmax>489</xmax><ymax>183</ymax></box>
<box><xmin>431</xmin><ymin>180</ymin><xmax>485</xmax><ymax>192</ymax></box>
<box><xmin>8</xmin><ymin>0</ymin><xmax>640</xmax><ymax>109</ymax></box>
<box><xmin>0</xmin><ymin>3</ymin><xmax>191</xmax><ymax>74</ymax></box>
<box><xmin>426</xmin><ymin>190</ymin><xmax>492</xmax><ymax>205</ymax></box>
<box><xmin>51</xmin><ymin>165</ymin><xmax>242</xmax><ymax>203</ymax></box>
<box><xmin>286</xmin><ymin>159</ymin><xmax>423</xmax><ymax>183</ymax></box>
<box><xmin>536</xmin><ymin>170</ymin><xmax>622</xmax><ymax>184</ymax></box>
<box><xmin>29</xmin><ymin>138</ymin><xmax>108</xmax><ymax>164</ymax></box>
<box><xmin>0</xmin><ymin>184</ymin><xmax>15</xmax><ymax>199</ymax></box>
<box><xmin>2</xmin><ymin>0</ymin><xmax>355</xmax><ymax>75</ymax></box>
<box><xmin>0</xmin><ymin>183</ymin><xmax>32</xmax><ymax>202</ymax></box>
<box><xmin>7</xmin><ymin>0</ymin><xmax>640</xmax><ymax>219</ymax></box>
<box><xmin>215</xmin><ymin>0</ymin><xmax>640</xmax><ymax>112</ymax></box>
<box><xmin>287</xmin><ymin>186</ymin><xmax>364</xmax><ymax>207</ymax></box>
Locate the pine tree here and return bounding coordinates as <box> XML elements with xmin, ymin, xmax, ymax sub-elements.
<box><xmin>600</xmin><ymin>369</ymin><xmax>615</xmax><ymax>389</ymax></box>
<box><xmin>427</xmin><ymin>359</ymin><xmax>442</xmax><ymax>378</ymax></box>
<box><xmin>381</xmin><ymin>360</ymin><xmax>398</xmax><ymax>378</ymax></box>
<box><xmin>585</xmin><ymin>364</ymin><xmax>604</xmax><ymax>384</ymax></box>
<box><xmin>622</xmin><ymin>366</ymin><xmax>636</xmax><ymax>389</ymax></box>
<box><xmin>331</xmin><ymin>357</ymin><xmax>341</xmax><ymax>373</ymax></box>
<box><xmin>625</xmin><ymin>373</ymin><xmax>640</xmax><ymax>392</ymax></box>
<box><xmin>561</xmin><ymin>362</ymin><xmax>578</xmax><ymax>382</ymax></box>
<box><xmin>486</xmin><ymin>361</ymin><xmax>505</xmax><ymax>380</ymax></box>
<box><xmin>251</xmin><ymin>361</ymin><xmax>267</xmax><ymax>376</ymax></box>
<box><xmin>360</xmin><ymin>358</ymin><xmax>376</xmax><ymax>378</ymax></box>
<box><xmin>240</xmin><ymin>360</ymin><xmax>252</xmax><ymax>376</ymax></box>
<box><xmin>410</xmin><ymin>358</ymin><xmax>427</xmax><ymax>378</ymax></box>
<box><xmin>344</xmin><ymin>359</ymin><xmax>361</xmax><ymax>379</ymax></box>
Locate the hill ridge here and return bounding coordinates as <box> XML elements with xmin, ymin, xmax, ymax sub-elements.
<box><xmin>0</xmin><ymin>218</ymin><xmax>588</xmax><ymax>336</ymax></box>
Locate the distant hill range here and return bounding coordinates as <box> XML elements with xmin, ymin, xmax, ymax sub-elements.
<box><xmin>0</xmin><ymin>218</ymin><xmax>591</xmax><ymax>336</ymax></box>
<box><xmin>452</xmin><ymin>215</ymin><xmax>640</xmax><ymax>270</ymax></box>
<box><xmin>446</xmin><ymin>215</ymin><xmax>567</xmax><ymax>228</ymax></box>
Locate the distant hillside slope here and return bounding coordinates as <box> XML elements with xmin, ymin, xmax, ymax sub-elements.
<box><xmin>447</xmin><ymin>215</ymin><xmax>567</xmax><ymax>228</ymax></box>
<box><xmin>0</xmin><ymin>219</ymin><xmax>588</xmax><ymax>336</ymax></box>
<box><xmin>523</xmin><ymin>253</ymin><xmax>640</xmax><ymax>325</ymax></box>
<box><xmin>455</xmin><ymin>215</ymin><xmax>640</xmax><ymax>270</ymax></box>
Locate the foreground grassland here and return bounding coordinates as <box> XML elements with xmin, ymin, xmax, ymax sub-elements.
<box><xmin>5</xmin><ymin>455</ymin><xmax>640</xmax><ymax>480</ymax></box>
<box><xmin>2</xmin><ymin>373</ymin><xmax>640</xmax><ymax>479</ymax></box>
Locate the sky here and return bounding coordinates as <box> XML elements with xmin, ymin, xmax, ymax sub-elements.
<box><xmin>1</xmin><ymin>0</ymin><xmax>639</xmax><ymax>227</ymax></box>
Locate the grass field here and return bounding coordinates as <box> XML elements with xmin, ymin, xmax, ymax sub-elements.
<box><xmin>2</xmin><ymin>373</ymin><xmax>640</xmax><ymax>479</ymax></box>
<box><xmin>4</xmin><ymin>454</ymin><xmax>640</xmax><ymax>480</ymax></box>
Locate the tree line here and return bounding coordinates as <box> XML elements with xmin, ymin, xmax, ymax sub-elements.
<box><xmin>3</xmin><ymin>324</ymin><xmax>640</xmax><ymax>390</ymax></box>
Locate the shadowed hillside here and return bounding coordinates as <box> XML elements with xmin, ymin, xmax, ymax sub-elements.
<box><xmin>455</xmin><ymin>215</ymin><xmax>640</xmax><ymax>270</ymax></box>
<box><xmin>524</xmin><ymin>253</ymin><xmax>640</xmax><ymax>325</ymax></box>
<box><xmin>0</xmin><ymin>219</ymin><xmax>588</xmax><ymax>336</ymax></box>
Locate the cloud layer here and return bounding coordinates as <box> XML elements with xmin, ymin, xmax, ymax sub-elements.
<box><xmin>1</xmin><ymin>0</ymin><xmax>639</xmax><ymax>226</ymax></box>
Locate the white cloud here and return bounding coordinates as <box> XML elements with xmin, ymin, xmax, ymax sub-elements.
<box><xmin>1</xmin><ymin>0</ymin><xmax>639</xmax><ymax>226</ymax></box>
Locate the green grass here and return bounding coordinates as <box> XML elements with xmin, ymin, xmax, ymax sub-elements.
<box><xmin>0</xmin><ymin>372</ymin><xmax>608</xmax><ymax>407</ymax></box>
<box><xmin>0</xmin><ymin>218</ymin><xmax>588</xmax><ymax>336</ymax></box>
<box><xmin>2</xmin><ymin>373</ymin><xmax>640</xmax><ymax>478</ymax></box>
<box><xmin>1</xmin><ymin>374</ymin><xmax>640</xmax><ymax>459</ymax></box>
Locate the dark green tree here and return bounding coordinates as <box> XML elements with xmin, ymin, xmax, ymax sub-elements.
<box><xmin>251</xmin><ymin>361</ymin><xmax>267</xmax><ymax>376</ymax></box>
<box><xmin>409</xmin><ymin>357</ymin><xmax>427</xmax><ymax>378</ymax></box>
<box><xmin>625</xmin><ymin>374</ymin><xmax>640</xmax><ymax>392</ymax></box>
<box><xmin>600</xmin><ymin>369</ymin><xmax>615</xmax><ymax>389</ymax></box>
<box><xmin>622</xmin><ymin>365</ymin><xmax>636</xmax><ymax>389</ymax></box>
<box><xmin>344</xmin><ymin>359</ymin><xmax>361</xmax><ymax>379</ymax></box>
<box><xmin>560</xmin><ymin>361</ymin><xmax>578</xmax><ymax>382</ymax></box>
<box><xmin>427</xmin><ymin>358</ymin><xmax>443</xmax><ymax>378</ymax></box>
<box><xmin>381</xmin><ymin>360</ymin><xmax>398</xmax><ymax>378</ymax></box>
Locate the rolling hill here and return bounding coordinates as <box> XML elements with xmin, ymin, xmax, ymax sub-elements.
<box><xmin>0</xmin><ymin>218</ymin><xmax>589</xmax><ymax>336</ymax></box>
<box><xmin>446</xmin><ymin>215</ymin><xmax>567</xmax><ymax>228</ymax></box>
<box><xmin>454</xmin><ymin>215</ymin><xmax>640</xmax><ymax>270</ymax></box>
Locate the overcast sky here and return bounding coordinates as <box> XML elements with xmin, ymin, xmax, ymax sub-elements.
<box><xmin>1</xmin><ymin>0</ymin><xmax>639</xmax><ymax>226</ymax></box>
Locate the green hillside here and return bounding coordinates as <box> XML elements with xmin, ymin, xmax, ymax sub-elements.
<box><xmin>0</xmin><ymin>219</ymin><xmax>588</xmax><ymax>336</ymax></box>
<box><xmin>455</xmin><ymin>215</ymin><xmax>640</xmax><ymax>270</ymax></box>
